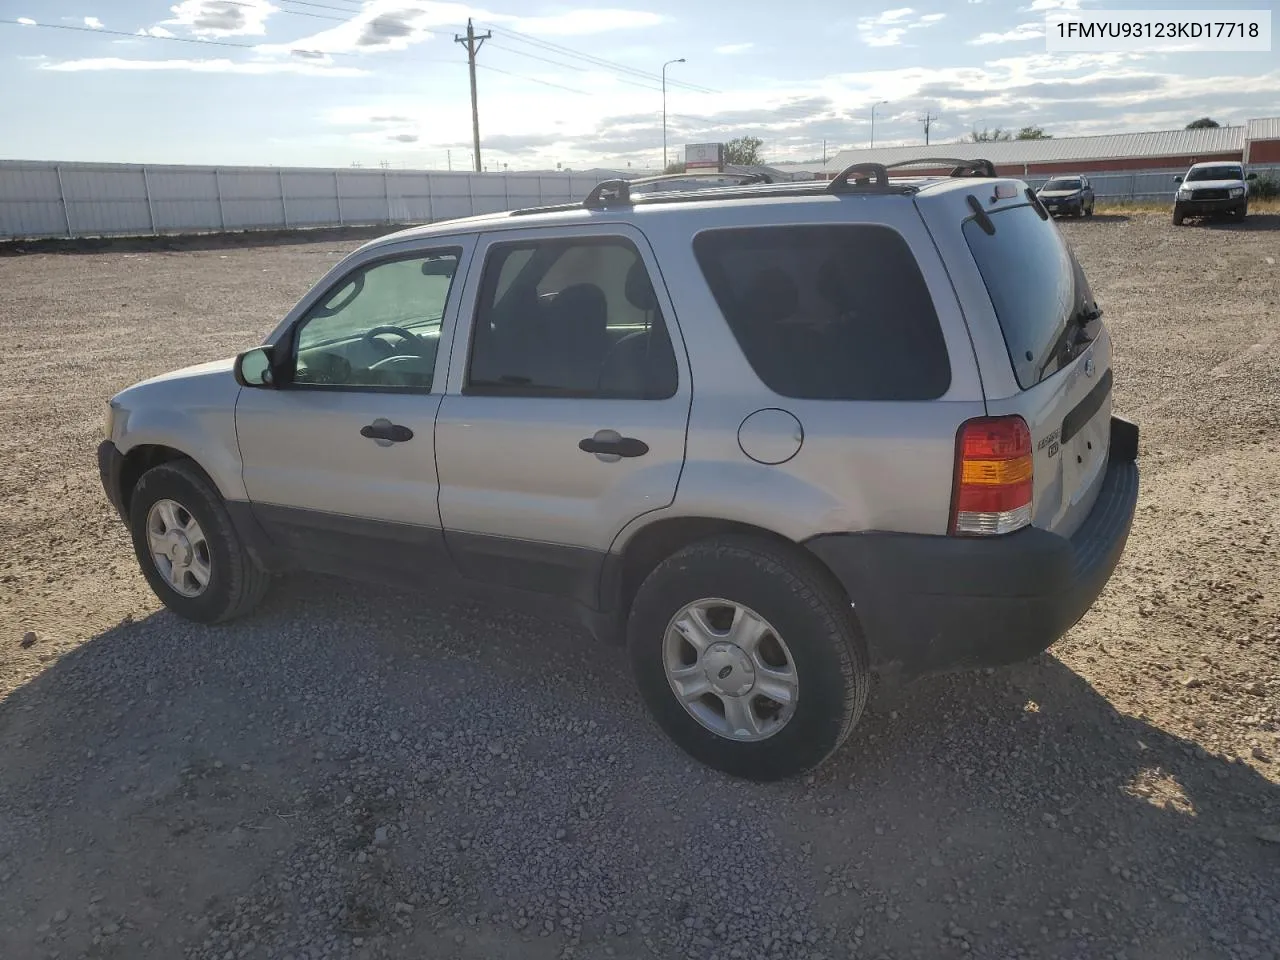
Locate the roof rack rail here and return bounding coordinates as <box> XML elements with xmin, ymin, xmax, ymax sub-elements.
<box><xmin>582</xmin><ymin>171</ymin><xmax>771</xmax><ymax>209</ymax></box>
<box><xmin>883</xmin><ymin>157</ymin><xmax>997</xmax><ymax>178</ymax></box>
<box><xmin>826</xmin><ymin>162</ymin><xmax>890</xmax><ymax>192</ymax></box>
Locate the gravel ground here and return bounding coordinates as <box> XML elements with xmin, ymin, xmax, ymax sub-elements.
<box><xmin>1</xmin><ymin>213</ymin><xmax>1278</xmax><ymax>960</ymax></box>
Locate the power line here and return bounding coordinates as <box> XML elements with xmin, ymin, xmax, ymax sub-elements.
<box><xmin>0</xmin><ymin>16</ymin><xmax>325</xmax><ymax>51</ymax></box>
<box><xmin>478</xmin><ymin>24</ymin><xmax>719</xmax><ymax>95</ymax></box>
<box><xmin>476</xmin><ymin>62</ymin><xmax>589</xmax><ymax>95</ymax></box>
<box><xmin>486</xmin><ymin>41</ymin><xmax>663</xmax><ymax>93</ymax></box>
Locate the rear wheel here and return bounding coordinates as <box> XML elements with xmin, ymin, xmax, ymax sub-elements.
<box><xmin>626</xmin><ymin>535</ymin><xmax>869</xmax><ymax>781</ymax></box>
<box><xmin>127</xmin><ymin>460</ymin><xmax>271</xmax><ymax>623</ymax></box>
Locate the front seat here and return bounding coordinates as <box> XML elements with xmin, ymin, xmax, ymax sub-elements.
<box><xmin>536</xmin><ymin>282</ymin><xmax>610</xmax><ymax>393</ymax></box>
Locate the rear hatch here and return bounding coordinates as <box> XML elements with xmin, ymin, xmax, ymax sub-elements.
<box><xmin>958</xmin><ymin>198</ymin><xmax>1112</xmax><ymax>538</ymax></box>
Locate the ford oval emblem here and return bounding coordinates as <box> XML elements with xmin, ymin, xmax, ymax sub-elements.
<box><xmin>1084</xmin><ymin>357</ymin><xmax>1096</xmax><ymax>378</ymax></box>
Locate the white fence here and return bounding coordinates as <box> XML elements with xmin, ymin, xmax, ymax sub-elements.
<box><xmin>4</xmin><ymin>159</ymin><xmax>1277</xmax><ymax>241</ymax></box>
<box><xmin>0</xmin><ymin>160</ymin><xmax>612</xmax><ymax>240</ymax></box>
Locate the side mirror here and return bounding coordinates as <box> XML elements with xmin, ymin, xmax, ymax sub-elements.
<box><xmin>1173</xmin><ymin>175</ymin><xmax>1183</xmax><ymax>182</ymax></box>
<box><xmin>234</xmin><ymin>345</ymin><xmax>277</xmax><ymax>388</ymax></box>
<box><xmin>1246</xmin><ymin>172</ymin><xmax>1257</xmax><ymax>180</ymax></box>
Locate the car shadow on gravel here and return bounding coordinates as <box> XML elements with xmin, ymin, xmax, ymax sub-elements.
<box><xmin>1194</xmin><ymin>213</ymin><xmax>1280</xmax><ymax>232</ymax></box>
<box><xmin>2</xmin><ymin>580</ymin><xmax>1277</xmax><ymax>960</ymax></box>
<box><xmin>1058</xmin><ymin>214</ymin><xmax>1131</xmax><ymax>223</ymax></box>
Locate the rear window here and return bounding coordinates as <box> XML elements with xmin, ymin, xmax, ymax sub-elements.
<box><xmin>963</xmin><ymin>203</ymin><xmax>1094</xmax><ymax>390</ymax></box>
<box><xmin>691</xmin><ymin>224</ymin><xmax>951</xmax><ymax>401</ymax></box>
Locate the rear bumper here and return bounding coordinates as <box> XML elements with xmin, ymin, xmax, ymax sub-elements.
<box><xmin>805</xmin><ymin>416</ymin><xmax>1140</xmax><ymax>677</ymax></box>
<box><xmin>97</xmin><ymin>439</ymin><xmax>127</xmax><ymax>522</ymax></box>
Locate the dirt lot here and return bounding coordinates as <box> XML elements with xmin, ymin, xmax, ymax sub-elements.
<box><xmin>2</xmin><ymin>213</ymin><xmax>1278</xmax><ymax>960</ymax></box>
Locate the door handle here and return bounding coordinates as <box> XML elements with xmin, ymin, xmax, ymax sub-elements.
<box><xmin>579</xmin><ymin>430</ymin><xmax>648</xmax><ymax>459</ymax></box>
<box><xmin>360</xmin><ymin>420</ymin><xmax>414</xmax><ymax>443</ymax></box>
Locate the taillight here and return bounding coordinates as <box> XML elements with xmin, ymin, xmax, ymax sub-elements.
<box><xmin>950</xmin><ymin>415</ymin><xmax>1033</xmax><ymax>536</ymax></box>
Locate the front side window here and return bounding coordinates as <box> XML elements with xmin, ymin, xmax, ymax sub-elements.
<box><xmin>292</xmin><ymin>249</ymin><xmax>461</xmax><ymax>390</ymax></box>
<box><xmin>465</xmin><ymin>236</ymin><xmax>678</xmax><ymax>399</ymax></box>
<box><xmin>692</xmin><ymin>224</ymin><xmax>951</xmax><ymax>401</ymax></box>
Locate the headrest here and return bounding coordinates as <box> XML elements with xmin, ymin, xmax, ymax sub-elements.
<box><xmin>624</xmin><ymin>259</ymin><xmax>658</xmax><ymax>312</ymax></box>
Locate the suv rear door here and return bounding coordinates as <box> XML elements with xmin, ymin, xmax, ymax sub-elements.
<box><xmin>434</xmin><ymin>223</ymin><xmax>692</xmax><ymax>608</ymax></box>
<box><xmin>923</xmin><ymin>192</ymin><xmax>1113</xmax><ymax>538</ymax></box>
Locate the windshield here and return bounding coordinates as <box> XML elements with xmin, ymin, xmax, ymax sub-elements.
<box><xmin>1186</xmin><ymin>166</ymin><xmax>1242</xmax><ymax>181</ymax></box>
<box><xmin>963</xmin><ymin>203</ymin><xmax>1096</xmax><ymax>390</ymax></box>
<box><xmin>1043</xmin><ymin>179</ymin><xmax>1082</xmax><ymax>191</ymax></box>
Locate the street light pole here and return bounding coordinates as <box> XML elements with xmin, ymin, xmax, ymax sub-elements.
<box><xmin>662</xmin><ymin>58</ymin><xmax>685</xmax><ymax>170</ymax></box>
<box><xmin>871</xmin><ymin>99</ymin><xmax>889</xmax><ymax>148</ymax></box>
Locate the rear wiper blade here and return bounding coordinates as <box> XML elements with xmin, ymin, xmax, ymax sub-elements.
<box><xmin>1038</xmin><ymin>303</ymin><xmax>1102</xmax><ymax>378</ymax></box>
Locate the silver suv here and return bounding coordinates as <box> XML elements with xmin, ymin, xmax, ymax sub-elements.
<box><xmin>97</xmin><ymin>161</ymin><xmax>1140</xmax><ymax>781</ymax></box>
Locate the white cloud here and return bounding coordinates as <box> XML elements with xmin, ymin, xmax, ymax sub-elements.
<box><xmin>513</xmin><ymin>10</ymin><xmax>663</xmax><ymax>36</ymax></box>
<box><xmin>84</xmin><ymin>16</ymin><xmax>104</xmax><ymax>29</ymax></box>
<box><xmin>17</xmin><ymin>17</ymin><xmax>36</xmax><ymax>25</ymax></box>
<box><xmin>161</xmin><ymin>0</ymin><xmax>278</xmax><ymax>38</ymax></box>
<box><xmin>715</xmin><ymin>42</ymin><xmax>755</xmax><ymax>55</ymax></box>
<box><xmin>1027</xmin><ymin>0</ymin><xmax>1080</xmax><ymax>9</ymax></box>
<box><xmin>858</xmin><ymin>8</ymin><xmax>946</xmax><ymax>47</ymax></box>
<box><xmin>138</xmin><ymin>26</ymin><xmax>176</xmax><ymax>38</ymax></box>
<box><xmin>970</xmin><ymin>22</ymin><xmax>1043</xmax><ymax>44</ymax></box>
<box><xmin>259</xmin><ymin>2</ymin><xmax>662</xmax><ymax>58</ymax></box>
<box><xmin>41</xmin><ymin>57</ymin><xmax>368</xmax><ymax>76</ymax></box>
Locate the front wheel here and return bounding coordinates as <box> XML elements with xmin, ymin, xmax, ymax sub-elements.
<box><xmin>1172</xmin><ymin>204</ymin><xmax>1185</xmax><ymax>226</ymax></box>
<box><xmin>127</xmin><ymin>460</ymin><xmax>272</xmax><ymax>623</ymax></box>
<box><xmin>626</xmin><ymin>535</ymin><xmax>870</xmax><ymax>781</ymax></box>
<box><xmin>1085</xmin><ymin>202</ymin><xmax>1094</xmax><ymax>218</ymax></box>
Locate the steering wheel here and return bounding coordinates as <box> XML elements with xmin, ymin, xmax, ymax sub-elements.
<box><xmin>362</xmin><ymin>324</ymin><xmax>424</xmax><ymax>357</ymax></box>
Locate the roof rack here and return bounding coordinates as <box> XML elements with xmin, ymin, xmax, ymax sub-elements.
<box><xmin>883</xmin><ymin>157</ymin><xmax>997</xmax><ymax>178</ymax></box>
<box><xmin>582</xmin><ymin>171</ymin><xmax>771</xmax><ymax>209</ymax></box>
<box><xmin>514</xmin><ymin>155</ymin><xmax>1001</xmax><ymax>219</ymax></box>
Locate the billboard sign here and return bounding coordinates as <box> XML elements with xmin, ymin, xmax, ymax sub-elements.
<box><xmin>684</xmin><ymin>142</ymin><xmax>723</xmax><ymax>171</ymax></box>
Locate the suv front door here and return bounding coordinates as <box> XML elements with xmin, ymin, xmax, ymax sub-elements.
<box><xmin>234</xmin><ymin>237</ymin><xmax>474</xmax><ymax>584</ymax></box>
<box><xmin>435</xmin><ymin>224</ymin><xmax>692</xmax><ymax>608</ymax></box>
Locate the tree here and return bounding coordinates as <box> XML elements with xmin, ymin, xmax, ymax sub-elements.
<box><xmin>724</xmin><ymin>136</ymin><xmax>764</xmax><ymax>166</ymax></box>
<box><xmin>1186</xmin><ymin>117</ymin><xmax>1220</xmax><ymax>129</ymax></box>
<box><xmin>664</xmin><ymin>161</ymin><xmax>686</xmax><ymax>175</ymax></box>
<box><xmin>969</xmin><ymin>126</ymin><xmax>1012</xmax><ymax>142</ymax></box>
<box><xmin>1016</xmin><ymin>125</ymin><xmax>1052</xmax><ymax>140</ymax></box>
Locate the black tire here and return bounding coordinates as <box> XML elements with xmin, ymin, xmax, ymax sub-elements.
<box><xmin>1085</xmin><ymin>202</ymin><xmax>1094</xmax><ymax>218</ymax></box>
<box><xmin>1172</xmin><ymin>204</ymin><xmax>1185</xmax><ymax>226</ymax></box>
<box><xmin>1235</xmin><ymin>204</ymin><xmax>1248</xmax><ymax>221</ymax></box>
<box><xmin>127</xmin><ymin>460</ymin><xmax>271</xmax><ymax>623</ymax></box>
<box><xmin>626</xmin><ymin>535</ymin><xmax>870</xmax><ymax>781</ymax></box>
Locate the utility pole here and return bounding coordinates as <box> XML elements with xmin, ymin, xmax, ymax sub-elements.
<box><xmin>454</xmin><ymin>18</ymin><xmax>491</xmax><ymax>173</ymax></box>
<box><xmin>662</xmin><ymin>57</ymin><xmax>685</xmax><ymax>170</ymax></box>
<box><xmin>921</xmin><ymin>112</ymin><xmax>937</xmax><ymax>146</ymax></box>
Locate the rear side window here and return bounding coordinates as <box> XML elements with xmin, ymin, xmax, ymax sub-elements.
<box><xmin>963</xmin><ymin>203</ymin><xmax>1094</xmax><ymax>389</ymax></box>
<box><xmin>691</xmin><ymin>224</ymin><xmax>951</xmax><ymax>401</ymax></box>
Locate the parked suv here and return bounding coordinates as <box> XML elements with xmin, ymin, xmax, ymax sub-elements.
<box><xmin>97</xmin><ymin>162</ymin><xmax>1140</xmax><ymax>781</ymax></box>
<box><xmin>1172</xmin><ymin>161</ymin><xmax>1255</xmax><ymax>224</ymax></box>
<box><xmin>1035</xmin><ymin>174</ymin><xmax>1095</xmax><ymax>218</ymax></box>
